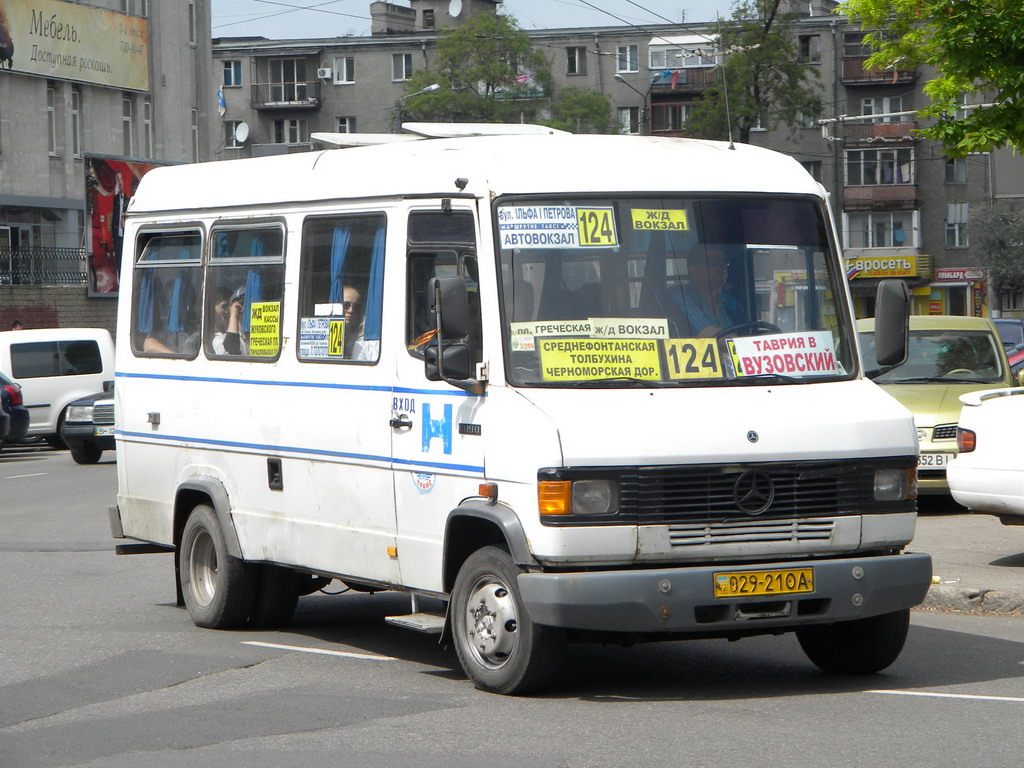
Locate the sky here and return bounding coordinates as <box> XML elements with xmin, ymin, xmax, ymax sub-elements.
<box><xmin>211</xmin><ymin>1</ymin><xmax>739</xmax><ymax>39</ymax></box>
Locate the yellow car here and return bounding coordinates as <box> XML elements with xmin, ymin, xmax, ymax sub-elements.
<box><xmin>857</xmin><ymin>315</ymin><xmax>1019</xmax><ymax>494</ymax></box>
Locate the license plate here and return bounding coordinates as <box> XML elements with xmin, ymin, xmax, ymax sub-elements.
<box><xmin>713</xmin><ymin>568</ymin><xmax>814</xmax><ymax>598</ymax></box>
<box><xmin>917</xmin><ymin>452</ymin><xmax>951</xmax><ymax>468</ymax></box>
<box><xmin>94</xmin><ymin>425</ymin><xmax>114</xmax><ymax>437</ymax></box>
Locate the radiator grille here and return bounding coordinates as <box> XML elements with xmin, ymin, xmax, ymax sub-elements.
<box><xmin>93</xmin><ymin>402</ymin><xmax>115</xmax><ymax>426</ymax></box>
<box><xmin>668</xmin><ymin>518</ymin><xmax>836</xmax><ymax>548</ymax></box>
<box><xmin>931</xmin><ymin>424</ymin><xmax>957</xmax><ymax>440</ymax></box>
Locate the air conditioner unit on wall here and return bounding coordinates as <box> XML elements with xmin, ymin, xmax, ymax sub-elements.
<box><xmin>317</xmin><ymin>68</ymin><xmax>333</xmax><ymax>79</ymax></box>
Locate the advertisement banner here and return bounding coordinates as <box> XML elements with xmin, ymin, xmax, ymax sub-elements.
<box><xmin>0</xmin><ymin>0</ymin><xmax>149</xmax><ymax>91</ymax></box>
<box><xmin>845</xmin><ymin>255</ymin><xmax>918</xmax><ymax>279</ymax></box>
<box><xmin>85</xmin><ymin>155</ymin><xmax>164</xmax><ymax>296</ymax></box>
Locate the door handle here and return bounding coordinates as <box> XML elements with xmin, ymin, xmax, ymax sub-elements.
<box><xmin>389</xmin><ymin>415</ymin><xmax>413</xmax><ymax>429</ymax></box>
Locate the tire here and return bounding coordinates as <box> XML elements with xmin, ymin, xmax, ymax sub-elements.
<box><xmin>70</xmin><ymin>442</ymin><xmax>103</xmax><ymax>464</ymax></box>
<box><xmin>47</xmin><ymin>410</ymin><xmax>68</xmax><ymax>450</ymax></box>
<box><xmin>249</xmin><ymin>564</ymin><xmax>301</xmax><ymax>628</ymax></box>
<box><xmin>797</xmin><ymin>608</ymin><xmax>911</xmax><ymax>675</ymax></box>
<box><xmin>450</xmin><ymin>546</ymin><xmax>563</xmax><ymax>695</ymax></box>
<box><xmin>179</xmin><ymin>504</ymin><xmax>255</xmax><ymax>629</ymax></box>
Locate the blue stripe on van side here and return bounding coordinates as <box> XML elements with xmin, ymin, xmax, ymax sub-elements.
<box><xmin>115</xmin><ymin>370</ymin><xmax>485</xmax><ymax>398</ymax></box>
<box><xmin>117</xmin><ymin>430</ymin><xmax>485</xmax><ymax>474</ymax></box>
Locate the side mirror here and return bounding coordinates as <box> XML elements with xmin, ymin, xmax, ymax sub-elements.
<box><xmin>428</xmin><ymin>276</ymin><xmax>469</xmax><ymax>339</ymax></box>
<box><xmin>873</xmin><ymin>279</ymin><xmax>910</xmax><ymax>368</ymax></box>
<box><xmin>425</xmin><ymin>343</ymin><xmax>474</xmax><ymax>381</ymax></box>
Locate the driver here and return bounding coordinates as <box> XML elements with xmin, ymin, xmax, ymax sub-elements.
<box><xmin>669</xmin><ymin>245</ymin><xmax>742</xmax><ymax>337</ymax></box>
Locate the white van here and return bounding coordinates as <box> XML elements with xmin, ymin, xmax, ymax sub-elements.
<box><xmin>0</xmin><ymin>327</ymin><xmax>115</xmax><ymax>445</ymax></box>
<box><xmin>110</xmin><ymin>127</ymin><xmax>931</xmax><ymax>694</ymax></box>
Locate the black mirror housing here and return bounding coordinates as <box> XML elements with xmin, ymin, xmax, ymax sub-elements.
<box><xmin>425</xmin><ymin>343</ymin><xmax>474</xmax><ymax>381</ymax></box>
<box><xmin>873</xmin><ymin>279</ymin><xmax>910</xmax><ymax>368</ymax></box>
<box><xmin>428</xmin><ymin>275</ymin><xmax>469</xmax><ymax>339</ymax></box>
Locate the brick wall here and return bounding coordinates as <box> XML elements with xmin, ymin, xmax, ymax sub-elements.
<box><xmin>0</xmin><ymin>287</ymin><xmax>119</xmax><ymax>340</ymax></box>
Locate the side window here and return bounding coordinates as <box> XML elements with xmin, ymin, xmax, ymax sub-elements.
<box><xmin>10</xmin><ymin>341</ymin><xmax>100</xmax><ymax>378</ymax></box>
<box><xmin>297</xmin><ymin>213</ymin><xmax>386</xmax><ymax>363</ymax></box>
<box><xmin>204</xmin><ymin>225</ymin><xmax>286</xmax><ymax>360</ymax></box>
<box><xmin>405</xmin><ymin>211</ymin><xmax>481</xmax><ymax>363</ymax></box>
<box><xmin>131</xmin><ymin>232</ymin><xmax>203</xmax><ymax>357</ymax></box>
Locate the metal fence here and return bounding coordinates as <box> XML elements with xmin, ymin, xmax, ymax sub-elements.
<box><xmin>0</xmin><ymin>248</ymin><xmax>89</xmax><ymax>286</ymax></box>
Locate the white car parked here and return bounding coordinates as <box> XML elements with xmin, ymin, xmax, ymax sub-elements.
<box><xmin>948</xmin><ymin>387</ymin><xmax>1024</xmax><ymax>524</ymax></box>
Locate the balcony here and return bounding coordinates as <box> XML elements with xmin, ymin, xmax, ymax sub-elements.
<box><xmin>251</xmin><ymin>80</ymin><xmax>322</xmax><ymax>110</ymax></box>
<box><xmin>841</xmin><ymin>57</ymin><xmax>916</xmax><ymax>86</ymax></box>
<box><xmin>649</xmin><ymin>67</ymin><xmax>718</xmax><ymax>93</ymax></box>
<box><xmin>843</xmin><ymin>185</ymin><xmax>918</xmax><ymax>211</ymax></box>
<box><xmin>844</xmin><ymin>121</ymin><xmax>917</xmax><ymax>143</ymax></box>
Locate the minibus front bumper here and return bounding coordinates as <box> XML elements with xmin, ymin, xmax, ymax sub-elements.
<box><xmin>517</xmin><ymin>552</ymin><xmax>932</xmax><ymax>634</ymax></box>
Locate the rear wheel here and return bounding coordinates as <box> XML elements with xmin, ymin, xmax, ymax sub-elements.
<box><xmin>179</xmin><ymin>504</ymin><xmax>255</xmax><ymax>629</ymax></box>
<box><xmin>797</xmin><ymin>609</ymin><xmax>910</xmax><ymax>675</ymax></box>
<box><xmin>451</xmin><ymin>546</ymin><xmax>563</xmax><ymax>695</ymax></box>
<box><xmin>70</xmin><ymin>442</ymin><xmax>102</xmax><ymax>464</ymax></box>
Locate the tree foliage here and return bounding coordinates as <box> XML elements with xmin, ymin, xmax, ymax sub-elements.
<box><xmin>683</xmin><ymin>0</ymin><xmax>820</xmax><ymax>144</ymax></box>
<box><xmin>401</xmin><ymin>13</ymin><xmax>553</xmax><ymax>125</ymax></box>
<box><xmin>972</xmin><ymin>205</ymin><xmax>1024</xmax><ymax>293</ymax></box>
<box><xmin>839</xmin><ymin>0</ymin><xmax>1024</xmax><ymax>155</ymax></box>
<box><xmin>545</xmin><ymin>87</ymin><xmax>614</xmax><ymax>134</ymax></box>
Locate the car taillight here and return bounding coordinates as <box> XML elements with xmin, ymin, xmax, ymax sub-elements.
<box><xmin>956</xmin><ymin>427</ymin><xmax>976</xmax><ymax>453</ymax></box>
<box><xmin>3</xmin><ymin>384</ymin><xmax>22</xmax><ymax>406</ymax></box>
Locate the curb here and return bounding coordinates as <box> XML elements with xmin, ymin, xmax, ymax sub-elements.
<box><xmin>918</xmin><ymin>584</ymin><xmax>1024</xmax><ymax>615</ymax></box>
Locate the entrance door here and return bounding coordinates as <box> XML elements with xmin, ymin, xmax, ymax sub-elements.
<box><xmin>391</xmin><ymin>206</ymin><xmax>486</xmax><ymax>592</ymax></box>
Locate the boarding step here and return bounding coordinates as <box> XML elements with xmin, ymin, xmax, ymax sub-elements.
<box><xmin>385</xmin><ymin>611</ymin><xmax>446</xmax><ymax>634</ymax></box>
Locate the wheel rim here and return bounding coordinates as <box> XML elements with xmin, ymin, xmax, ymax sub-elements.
<box><xmin>462</xmin><ymin>573</ymin><xmax>519</xmax><ymax>670</ymax></box>
<box><xmin>187</xmin><ymin>528</ymin><xmax>218</xmax><ymax>607</ymax></box>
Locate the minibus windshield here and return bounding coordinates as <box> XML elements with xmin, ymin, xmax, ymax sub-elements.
<box><xmin>497</xmin><ymin>195</ymin><xmax>856</xmax><ymax>387</ymax></box>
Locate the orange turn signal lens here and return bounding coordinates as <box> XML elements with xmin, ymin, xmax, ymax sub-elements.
<box><xmin>538</xmin><ymin>481</ymin><xmax>572</xmax><ymax>516</ymax></box>
<box><xmin>956</xmin><ymin>428</ymin><xmax>976</xmax><ymax>453</ymax></box>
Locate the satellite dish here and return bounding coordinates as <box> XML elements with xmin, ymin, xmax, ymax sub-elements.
<box><xmin>448</xmin><ymin>0</ymin><xmax>463</xmax><ymax>18</ymax></box>
<box><xmin>234</xmin><ymin>122</ymin><xmax>249</xmax><ymax>143</ymax></box>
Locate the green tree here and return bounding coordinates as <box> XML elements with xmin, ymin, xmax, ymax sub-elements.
<box><xmin>683</xmin><ymin>0</ymin><xmax>821</xmax><ymax>144</ymax></box>
<box><xmin>839</xmin><ymin>0</ymin><xmax>1024</xmax><ymax>155</ymax></box>
<box><xmin>545</xmin><ymin>87</ymin><xmax>614</xmax><ymax>134</ymax></box>
<box><xmin>972</xmin><ymin>205</ymin><xmax>1024</xmax><ymax>294</ymax></box>
<box><xmin>401</xmin><ymin>13</ymin><xmax>553</xmax><ymax>125</ymax></box>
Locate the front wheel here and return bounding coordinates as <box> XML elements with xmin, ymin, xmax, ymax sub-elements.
<box><xmin>450</xmin><ymin>546</ymin><xmax>563</xmax><ymax>695</ymax></box>
<box><xmin>797</xmin><ymin>608</ymin><xmax>910</xmax><ymax>675</ymax></box>
<box><xmin>70</xmin><ymin>442</ymin><xmax>103</xmax><ymax>464</ymax></box>
<box><xmin>179</xmin><ymin>504</ymin><xmax>255</xmax><ymax>629</ymax></box>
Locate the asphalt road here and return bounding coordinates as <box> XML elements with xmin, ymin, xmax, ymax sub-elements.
<box><xmin>2</xmin><ymin>448</ymin><xmax>1023</xmax><ymax>768</ymax></box>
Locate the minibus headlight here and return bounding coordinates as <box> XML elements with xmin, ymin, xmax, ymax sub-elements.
<box><xmin>874</xmin><ymin>468</ymin><xmax>915</xmax><ymax>501</ymax></box>
<box><xmin>572</xmin><ymin>479</ymin><xmax>618</xmax><ymax>516</ymax></box>
<box><xmin>538</xmin><ymin>479</ymin><xmax>618</xmax><ymax>517</ymax></box>
<box><xmin>67</xmin><ymin>404</ymin><xmax>94</xmax><ymax>423</ymax></box>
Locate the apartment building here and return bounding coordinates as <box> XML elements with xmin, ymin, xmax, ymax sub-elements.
<box><xmin>203</xmin><ymin>0</ymin><xmax>1018</xmax><ymax>320</ymax></box>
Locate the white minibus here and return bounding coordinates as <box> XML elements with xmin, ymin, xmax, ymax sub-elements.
<box><xmin>110</xmin><ymin>127</ymin><xmax>930</xmax><ymax>694</ymax></box>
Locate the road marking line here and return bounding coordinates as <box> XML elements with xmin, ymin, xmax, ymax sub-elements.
<box><xmin>870</xmin><ymin>690</ymin><xmax>1024</xmax><ymax>703</ymax></box>
<box><xmin>242</xmin><ymin>640</ymin><xmax>396</xmax><ymax>661</ymax></box>
<box><xmin>4</xmin><ymin>473</ymin><xmax>48</xmax><ymax>479</ymax></box>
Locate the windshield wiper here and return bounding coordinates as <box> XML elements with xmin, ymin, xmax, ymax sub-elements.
<box><xmin>572</xmin><ymin>377</ymin><xmax>665</xmax><ymax>388</ymax></box>
<box><xmin>731</xmin><ymin>372</ymin><xmax>807</xmax><ymax>385</ymax></box>
<box><xmin>886</xmin><ymin>376</ymin><xmax>960</xmax><ymax>383</ymax></box>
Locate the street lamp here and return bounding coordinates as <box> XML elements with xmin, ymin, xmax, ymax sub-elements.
<box><xmin>613</xmin><ymin>74</ymin><xmax>650</xmax><ymax>135</ymax></box>
<box><xmin>395</xmin><ymin>83</ymin><xmax>441</xmax><ymax>133</ymax></box>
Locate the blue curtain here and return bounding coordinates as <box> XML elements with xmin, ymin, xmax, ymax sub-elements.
<box><xmin>137</xmin><ymin>272</ymin><xmax>154</xmax><ymax>333</ymax></box>
<box><xmin>328</xmin><ymin>225</ymin><xmax>351</xmax><ymax>304</ymax></box>
<box><xmin>362</xmin><ymin>226</ymin><xmax>385</xmax><ymax>342</ymax></box>
<box><xmin>166</xmin><ymin>275</ymin><xmax>185</xmax><ymax>332</ymax></box>
<box><xmin>250</xmin><ymin>235</ymin><xmax>264</xmax><ymax>257</ymax></box>
<box><xmin>242</xmin><ymin>269</ymin><xmax>262</xmax><ymax>334</ymax></box>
